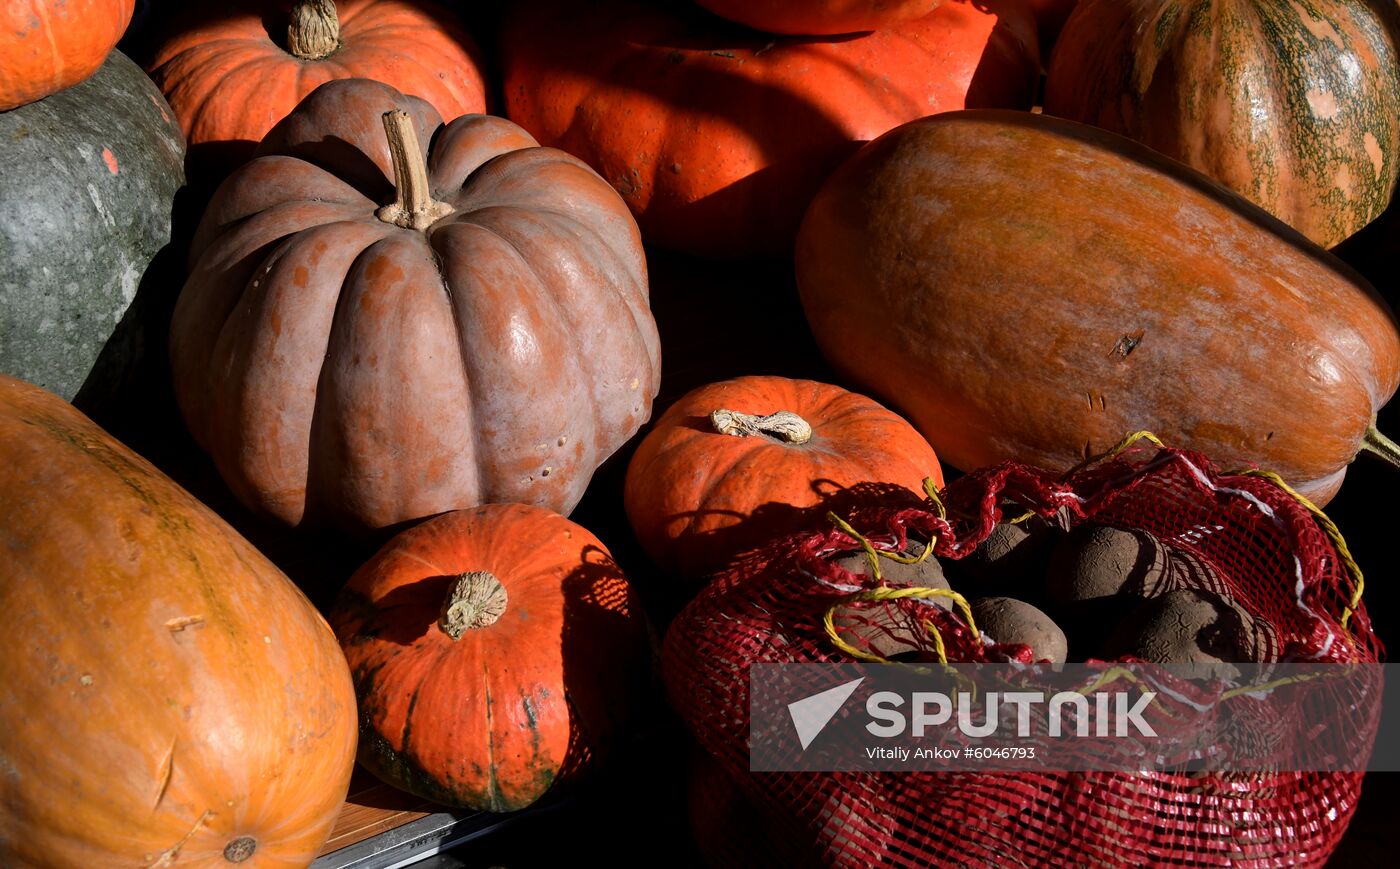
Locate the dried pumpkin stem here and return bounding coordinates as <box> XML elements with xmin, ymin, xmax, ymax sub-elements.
<box><xmin>376</xmin><ymin>110</ymin><xmax>455</xmax><ymax>230</ymax></box>
<box><xmin>438</xmin><ymin>572</ymin><xmax>508</xmax><ymax>640</ymax></box>
<box><xmin>710</xmin><ymin>408</ymin><xmax>812</xmax><ymax>444</ymax></box>
<box><xmin>287</xmin><ymin>0</ymin><xmax>340</xmax><ymax>60</ymax></box>
<box><xmin>1360</xmin><ymin>424</ymin><xmax>1400</xmax><ymax>472</ymax></box>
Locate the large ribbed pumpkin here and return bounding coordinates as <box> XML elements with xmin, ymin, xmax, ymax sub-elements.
<box><xmin>501</xmin><ymin>0</ymin><xmax>1037</xmax><ymax>258</ymax></box>
<box><xmin>0</xmin><ymin>0</ymin><xmax>133</xmax><ymax>110</ymax></box>
<box><xmin>331</xmin><ymin>504</ymin><xmax>651</xmax><ymax>812</ymax></box>
<box><xmin>796</xmin><ymin>110</ymin><xmax>1400</xmax><ymax>504</ymax></box>
<box><xmin>624</xmin><ymin>376</ymin><xmax>943</xmax><ymax>580</ymax></box>
<box><xmin>170</xmin><ymin>78</ymin><xmax>660</xmax><ymax>534</ymax></box>
<box><xmin>1044</xmin><ymin>0</ymin><xmax>1400</xmax><ymax>248</ymax></box>
<box><xmin>693</xmin><ymin>0</ymin><xmax>940</xmax><ymax>35</ymax></box>
<box><xmin>0</xmin><ymin>375</ymin><xmax>357</xmax><ymax>866</ymax></box>
<box><xmin>146</xmin><ymin>0</ymin><xmax>486</xmax><ymax>178</ymax></box>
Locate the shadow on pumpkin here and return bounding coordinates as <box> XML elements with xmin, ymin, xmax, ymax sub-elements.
<box><xmin>555</xmin><ymin>544</ymin><xmax>655</xmax><ymax>799</ymax></box>
<box><xmin>512</xmin><ymin>0</ymin><xmax>1038</xmax><ymax>257</ymax></box>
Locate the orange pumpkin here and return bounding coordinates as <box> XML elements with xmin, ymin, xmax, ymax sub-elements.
<box><xmin>170</xmin><ymin>78</ymin><xmax>660</xmax><ymax>534</ymax></box>
<box><xmin>146</xmin><ymin>0</ymin><xmax>487</xmax><ymax>177</ymax></box>
<box><xmin>501</xmin><ymin>0</ymin><xmax>1038</xmax><ymax>257</ymax></box>
<box><xmin>694</xmin><ymin>0</ymin><xmax>940</xmax><ymax>35</ymax></box>
<box><xmin>0</xmin><ymin>375</ymin><xmax>357</xmax><ymax>866</ymax></box>
<box><xmin>0</xmin><ymin>0</ymin><xmax>133</xmax><ymax>110</ymax></box>
<box><xmin>331</xmin><ymin>504</ymin><xmax>651</xmax><ymax>811</ymax></box>
<box><xmin>624</xmin><ymin>377</ymin><xmax>943</xmax><ymax>580</ymax></box>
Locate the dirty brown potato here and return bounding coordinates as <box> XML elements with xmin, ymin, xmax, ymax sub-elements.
<box><xmin>1100</xmin><ymin>588</ymin><xmax>1264</xmax><ymax>677</ymax></box>
<box><xmin>830</xmin><ymin>541</ymin><xmax>950</xmax><ymax>659</ymax></box>
<box><xmin>970</xmin><ymin>596</ymin><xmax>1069</xmax><ymax>663</ymax></box>
<box><xmin>1044</xmin><ymin>524</ymin><xmax>1177</xmax><ymax>655</ymax></box>
<box><xmin>948</xmin><ymin>512</ymin><xmax>1063</xmax><ymax>600</ymax></box>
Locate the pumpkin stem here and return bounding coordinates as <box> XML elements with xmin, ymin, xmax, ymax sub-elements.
<box><xmin>710</xmin><ymin>409</ymin><xmax>813</xmax><ymax>445</ymax></box>
<box><xmin>439</xmin><ymin>572</ymin><xmax>508</xmax><ymax>640</ymax></box>
<box><xmin>287</xmin><ymin>0</ymin><xmax>340</xmax><ymax>60</ymax></box>
<box><xmin>376</xmin><ymin>110</ymin><xmax>455</xmax><ymax>231</ymax></box>
<box><xmin>1360</xmin><ymin>424</ymin><xmax>1400</xmax><ymax>471</ymax></box>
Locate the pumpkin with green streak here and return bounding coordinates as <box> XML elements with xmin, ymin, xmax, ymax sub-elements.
<box><xmin>1045</xmin><ymin>0</ymin><xmax>1400</xmax><ymax>248</ymax></box>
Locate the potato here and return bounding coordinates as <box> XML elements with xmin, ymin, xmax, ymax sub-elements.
<box><xmin>831</xmin><ymin>540</ymin><xmax>949</xmax><ymax>602</ymax></box>
<box><xmin>830</xmin><ymin>541</ymin><xmax>950</xmax><ymax>659</ymax></box>
<box><xmin>1099</xmin><ymin>588</ymin><xmax>1264</xmax><ymax>676</ymax></box>
<box><xmin>970</xmin><ymin>596</ymin><xmax>1068</xmax><ymax>663</ymax></box>
<box><xmin>948</xmin><ymin>518</ymin><xmax>1055</xmax><ymax>599</ymax></box>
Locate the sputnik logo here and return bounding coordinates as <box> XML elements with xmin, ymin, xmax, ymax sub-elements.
<box><xmin>788</xmin><ymin>677</ymin><xmax>864</xmax><ymax>750</ymax></box>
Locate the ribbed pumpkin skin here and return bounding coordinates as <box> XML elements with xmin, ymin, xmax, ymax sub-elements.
<box><xmin>0</xmin><ymin>376</ymin><xmax>357</xmax><ymax>868</ymax></box>
<box><xmin>146</xmin><ymin>0</ymin><xmax>486</xmax><ymax>175</ymax></box>
<box><xmin>170</xmin><ymin>79</ymin><xmax>660</xmax><ymax>534</ymax></box>
<box><xmin>796</xmin><ymin>110</ymin><xmax>1400</xmax><ymax>504</ymax></box>
<box><xmin>0</xmin><ymin>0</ymin><xmax>133</xmax><ymax>110</ymax></box>
<box><xmin>624</xmin><ymin>377</ymin><xmax>943</xmax><ymax>579</ymax></box>
<box><xmin>1044</xmin><ymin>0</ymin><xmax>1400</xmax><ymax>248</ymax></box>
<box><xmin>693</xmin><ymin>0</ymin><xmax>940</xmax><ymax>35</ymax></box>
<box><xmin>501</xmin><ymin>0</ymin><xmax>1037</xmax><ymax>258</ymax></box>
<box><xmin>331</xmin><ymin>504</ymin><xmax>650</xmax><ymax>812</ymax></box>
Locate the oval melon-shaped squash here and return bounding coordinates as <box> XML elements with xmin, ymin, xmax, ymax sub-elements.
<box><xmin>0</xmin><ymin>375</ymin><xmax>357</xmax><ymax>866</ymax></box>
<box><xmin>796</xmin><ymin>110</ymin><xmax>1400</xmax><ymax>504</ymax></box>
<box><xmin>1044</xmin><ymin>0</ymin><xmax>1400</xmax><ymax>248</ymax></box>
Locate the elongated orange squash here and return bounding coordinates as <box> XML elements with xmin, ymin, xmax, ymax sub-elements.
<box><xmin>0</xmin><ymin>376</ymin><xmax>357</xmax><ymax>866</ymax></box>
<box><xmin>796</xmin><ymin>110</ymin><xmax>1400</xmax><ymax>504</ymax></box>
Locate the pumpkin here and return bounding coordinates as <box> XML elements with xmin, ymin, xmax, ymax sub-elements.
<box><xmin>146</xmin><ymin>0</ymin><xmax>487</xmax><ymax>179</ymax></box>
<box><xmin>0</xmin><ymin>0</ymin><xmax>133</xmax><ymax>110</ymax></box>
<box><xmin>500</xmin><ymin>0</ymin><xmax>1038</xmax><ymax>258</ymax></box>
<box><xmin>795</xmin><ymin>109</ymin><xmax>1400</xmax><ymax>504</ymax></box>
<box><xmin>0</xmin><ymin>49</ymin><xmax>184</xmax><ymax>404</ymax></box>
<box><xmin>0</xmin><ymin>375</ymin><xmax>357</xmax><ymax>866</ymax></box>
<box><xmin>331</xmin><ymin>504</ymin><xmax>650</xmax><ymax>811</ymax></box>
<box><xmin>624</xmin><ymin>376</ymin><xmax>942</xmax><ymax>580</ymax></box>
<box><xmin>170</xmin><ymin>78</ymin><xmax>660</xmax><ymax>534</ymax></box>
<box><xmin>693</xmin><ymin>0</ymin><xmax>940</xmax><ymax>35</ymax></box>
<box><xmin>1043</xmin><ymin>0</ymin><xmax>1400</xmax><ymax>249</ymax></box>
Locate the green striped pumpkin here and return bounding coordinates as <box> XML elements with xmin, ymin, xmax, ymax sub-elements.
<box><xmin>1045</xmin><ymin>0</ymin><xmax>1400</xmax><ymax>248</ymax></box>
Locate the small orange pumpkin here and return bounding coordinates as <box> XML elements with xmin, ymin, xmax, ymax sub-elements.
<box><xmin>331</xmin><ymin>504</ymin><xmax>651</xmax><ymax>812</ymax></box>
<box><xmin>146</xmin><ymin>0</ymin><xmax>487</xmax><ymax>177</ymax></box>
<box><xmin>0</xmin><ymin>0</ymin><xmax>133</xmax><ymax>110</ymax></box>
<box><xmin>624</xmin><ymin>376</ymin><xmax>943</xmax><ymax>580</ymax></box>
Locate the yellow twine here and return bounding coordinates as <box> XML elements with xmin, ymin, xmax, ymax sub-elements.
<box><xmin>922</xmin><ymin>477</ymin><xmax>948</xmax><ymax>520</ymax></box>
<box><xmin>822</xmin><ymin>585</ymin><xmax>980</xmax><ymax>666</ymax></box>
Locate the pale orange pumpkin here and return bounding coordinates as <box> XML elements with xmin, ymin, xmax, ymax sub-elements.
<box><xmin>624</xmin><ymin>376</ymin><xmax>943</xmax><ymax>580</ymax></box>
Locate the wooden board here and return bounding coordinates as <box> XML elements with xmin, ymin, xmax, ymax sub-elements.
<box><xmin>318</xmin><ymin>770</ymin><xmax>440</xmax><ymax>856</ymax></box>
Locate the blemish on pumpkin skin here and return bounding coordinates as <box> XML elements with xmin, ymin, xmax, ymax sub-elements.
<box><xmin>1305</xmin><ymin>89</ymin><xmax>1338</xmax><ymax>120</ymax></box>
<box><xmin>101</xmin><ymin>148</ymin><xmax>119</xmax><ymax>174</ymax></box>
<box><xmin>1364</xmin><ymin>133</ymin><xmax>1384</xmax><ymax>178</ymax></box>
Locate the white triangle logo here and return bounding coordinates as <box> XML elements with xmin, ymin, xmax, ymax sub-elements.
<box><xmin>788</xmin><ymin>677</ymin><xmax>864</xmax><ymax>750</ymax></box>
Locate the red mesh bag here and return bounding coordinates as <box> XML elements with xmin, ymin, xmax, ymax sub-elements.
<box><xmin>661</xmin><ymin>438</ymin><xmax>1378</xmax><ymax>867</ymax></box>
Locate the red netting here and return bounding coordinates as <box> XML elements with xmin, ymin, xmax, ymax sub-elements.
<box><xmin>662</xmin><ymin>443</ymin><xmax>1378</xmax><ymax>867</ymax></box>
